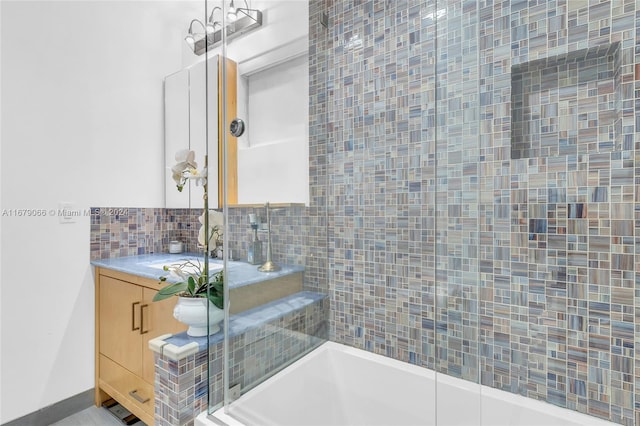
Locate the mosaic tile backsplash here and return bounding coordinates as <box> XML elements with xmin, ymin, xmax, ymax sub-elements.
<box><xmin>89</xmin><ymin>208</ymin><xmax>201</xmax><ymax>260</ymax></box>
<box><xmin>309</xmin><ymin>0</ymin><xmax>640</xmax><ymax>425</ymax></box>
<box><xmin>89</xmin><ymin>206</ymin><xmax>309</xmax><ymax>267</ymax></box>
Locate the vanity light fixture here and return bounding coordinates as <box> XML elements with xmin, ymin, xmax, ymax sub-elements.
<box><xmin>227</xmin><ymin>0</ymin><xmax>238</xmax><ymax>22</ymax></box>
<box><xmin>185</xmin><ymin>19</ymin><xmax>206</xmax><ymax>49</ymax></box>
<box><xmin>227</xmin><ymin>0</ymin><xmax>255</xmax><ymax>23</ymax></box>
<box><xmin>185</xmin><ymin>0</ymin><xmax>262</xmax><ymax>56</ymax></box>
<box><xmin>206</xmin><ymin>6</ymin><xmax>223</xmax><ymax>34</ymax></box>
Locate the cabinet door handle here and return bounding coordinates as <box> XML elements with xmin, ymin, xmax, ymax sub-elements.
<box><xmin>128</xmin><ymin>389</ymin><xmax>149</xmax><ymax>404</ymax></box>
<box><xmin>131</xmin><ymin>302</ymin><xmax>140</xmax><ymax>331</ymax></box>
<box><xmin>140</xmin><ymin>304</ymin><xmax>149</xmax><ymax>335</ymax></box>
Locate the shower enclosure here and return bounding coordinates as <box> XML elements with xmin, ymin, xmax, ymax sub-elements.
<box><xmin>188</xmin><ymin>0</ymin><xmax>331</xmax><ymax>417</ymax></box>
<box><xmin>198</xmin><ymin>0</ymin><xmax>638</xmax><ymax>424</ymax></box>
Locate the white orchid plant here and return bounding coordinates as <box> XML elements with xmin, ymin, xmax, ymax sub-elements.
<box><xmin>198</xmin><ymin>209</ymin><xmax>224</xmax><ymax>252</ymax></box>
<box><xmin>170</xmin><ymin>149</ymin><xmax>223</xmax><ymax>251</ymax></box>
<box><xmin>171</xmin><ymin>149</ymin><xmax>207</xmax><ymax>192</ymax></box>
<box><xmin>153</xmin><ymin>260</ymin><xmax>224</xmax><ymax>309</ymax></box>
<box><xmin>153</xmin><ymin>149</ymin><xmax>224</xmax><ymax>308</ymax></box>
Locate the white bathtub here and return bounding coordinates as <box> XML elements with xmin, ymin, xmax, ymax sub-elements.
<box><xmin>197</xmin><ymin>341</ymin><xmax>616</xmax><ymax>426</ymax></box>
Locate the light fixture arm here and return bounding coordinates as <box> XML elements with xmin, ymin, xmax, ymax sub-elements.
<box><xmin>185</xmin><ymin>19</ymin><xmax>207</xmax><ymax>48</ymax></box>
<box><xmin>187</xmin><ymin>18</ymin><xmax>206</xmax><ymax>35</ymax></box>
<box><xmin>234</xmin><ymin>7</ymin><xmax>255</xmax><ymax>20</ymax></box>
<box><xmin>207</xmin><ymin>6</ymin><xmax>222</xmax><ymax>25</ymax></box>
<box><xmin>208</xmin><ymin>6</ymin><xmax>221</xmax><ymax>21</ymax></box>
<box><xmin>205</xmin><ymin>6</ymin><xmax>222</xmax><ymax>33</ymax></box>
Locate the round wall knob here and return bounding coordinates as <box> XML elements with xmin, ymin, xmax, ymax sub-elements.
<box><xmin>230</xmin><ymin>118</ymin><xmax>245</xmax><ymax>137</ymax></box>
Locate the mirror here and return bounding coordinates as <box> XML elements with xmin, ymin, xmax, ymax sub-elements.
<box><xmin>164</xmin><ymin>57</ymin><xmax>222</xmax><ymax>208</ymax></box>
<box><xmin>164</xmin><ymin>0</ymin><xmax>308</xmax><ymax>208</ymax></box>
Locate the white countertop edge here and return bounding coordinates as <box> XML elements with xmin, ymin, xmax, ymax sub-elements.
<box><xmin>149</xmin><ymin>334</ymin><xmax>200</xmax><ymax>361</ymax></box>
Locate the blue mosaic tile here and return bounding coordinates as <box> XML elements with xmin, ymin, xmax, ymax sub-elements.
<box><xmin>316</xmin><ymin>0</ymin><xmax>638</xmax><ymax>424</ymax></box>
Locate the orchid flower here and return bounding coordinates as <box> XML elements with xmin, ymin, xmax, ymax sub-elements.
<box><xmin>190</xmin><ymin>167</ymin><xmax>208</xmax><ymax>187</ymax></box>
<box><xmin>198</xmin><ymin>209</ymin><xmax>223</xmax><ymax>249</ymax></box>
<box><xmin>171</xmin><ymin>149</ymin><xmax>204</xmax><ymax>191</ymax></box>
<box><xmin>205</xmin><ymin>209</ymin><xmax>224</xmax><ymax>228</ymax></box>
<box><xmin>176</xmin><ymin>149</ymin><xmax>197</xmax><ymax>168</ymax></box>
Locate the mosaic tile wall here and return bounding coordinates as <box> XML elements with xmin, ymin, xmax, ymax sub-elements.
<box><xmin>311</xmin><ymin>0</ymin><xmax>640</xmax><ymax>424</ymax></box>
<box><xmin>89</xmin><ymin>206</ymin><xmax>310</xmax><ymax>269</ymax></box>
<box><xmin>307</xmin><ymin>0</ymin><xmax>331</xmax><ymax>301</ymax></box>
<box><xmin>89</xmin><ymin>207</ymin><xmax>201</xmax><ymax>260</ymax></box>
<box><xmin>511</xmin><ymin>43</ymin><xmax>623</xmax><ymax>160</ymax></box>
<box><xmin>154</xmin><ymin>297</ymin><xmax>327</xmax><ymax>426</ymax></box>
<box><xmin>224</xmin><ymin>205</ymin><xmax>309</xmax><ymax>268</ymax></box>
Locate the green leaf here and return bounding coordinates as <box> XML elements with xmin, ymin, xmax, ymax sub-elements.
<box><xmin>208</xmin><ymin>294</ymin><xmax>223</xmax><ymax>310</ymax></box>
<box><xmin>194</xmin><ymin>286</ymin><xmax>209</xmax><ymax>298</ymax></box>
<box><xmin>153</xmin><ymin>282</ymin><xmax>188</xmax><ymax>301</ymax></box>
<box><xmin>198</xmin><ymin>275</ymin><xmax>208</xmax><ymax>288</ymax></box>
<box><xmin>187</xmin><ymin>276</ymin><xmax>197</xmax><ymax>294</ymax></box>
<box><xmin>152</xmin><ymin>291</ymin><xmax>175</xmax><ymax>302</ymax></box>
<box><xmin>212</xmin><ymin>281</ymin><xmax>223</xmax><ymax>294</ymax></box>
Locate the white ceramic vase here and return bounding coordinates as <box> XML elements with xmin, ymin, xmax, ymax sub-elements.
<box><xmin>173</xmin><ymin>297</ymin><xmax>224</xmax><ymax>337</ymax></box>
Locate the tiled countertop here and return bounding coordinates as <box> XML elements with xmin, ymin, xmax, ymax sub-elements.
<box><xmin>92</xmin><ymin>253</ymin><xmax>323</xmax><ymax>360</ymax></box>
<box><xmin>149</xmin><ymin>291</ymin><xmax>327</xmax><ymax>360</ymax></box>
<box><xmin>91</xmin><ymin>253</ymin><xmax>304</xmax><ymax>289</ymax></box>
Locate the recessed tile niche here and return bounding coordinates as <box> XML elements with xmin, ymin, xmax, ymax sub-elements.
<box><xmin>511</xmin><ymin>42</ymin><xmax>621</xmax><ymax>160</ymax></box>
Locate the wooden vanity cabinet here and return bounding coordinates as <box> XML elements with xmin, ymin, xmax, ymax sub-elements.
<box><xmin>94</xmin><ymin>267</ymin><xmax>186</xmax><ymax>425</ymax></box>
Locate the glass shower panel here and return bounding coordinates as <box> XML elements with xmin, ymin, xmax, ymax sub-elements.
<box><xmin>434</xmin><ymin>0</ymin><xmax>482</xmax><ymax>423</ymax></box>
<box><xmin>210</xmin><ymin>0</ymin><xmax>329</xmax><ymax>421</ymax></box>
<box><xmin>196</xmin><ymin>0</ymin><xmax>640</xmax><ymax>424</ymax></box>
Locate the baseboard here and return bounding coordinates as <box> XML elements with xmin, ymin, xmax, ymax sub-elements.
<box><xmin>2</xmin><ymin>388</ymin><xmax>94</xmax><ymax>426</ymax></box>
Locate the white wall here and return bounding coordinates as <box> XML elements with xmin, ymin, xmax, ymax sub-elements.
<box><xmin>230</xmin><ymin>0</ymin><xmax>310</xmax><ymax>205</ymax></box>
<box><xmin>239</xmin><ymin>54</ymin><xmax>309</xmax><ymax>204</ymax></box>
<box><xmin>0</xmin><ymin>0</ymin><xmax>4</xmax><ymax>417</ymax></box>
<box><xmin>0</xmin><ymin>1</ymin><xmax>197</xmax><ymax>422</ymax></box>
<box><xmin>176</xmin><ymin>0</ymin><xmax>310</xmax><ymax>205</ymax></box>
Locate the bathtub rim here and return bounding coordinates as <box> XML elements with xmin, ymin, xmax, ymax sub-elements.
<box><xmin>199</xmin><ymin>340</ymin><xmax>617</xmax><ymax>426</ymax></box>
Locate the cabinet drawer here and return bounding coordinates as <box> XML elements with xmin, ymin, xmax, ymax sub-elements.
<box><xmin>99</xmin><ymin>354</ymin><xmax>154</xmax><ymax>422</ymax></box>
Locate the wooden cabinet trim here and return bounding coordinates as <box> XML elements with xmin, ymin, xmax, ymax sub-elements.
<box><xmin>96</xmin><ymin>267</ymin><xmax>164</xmax><ymax>291</ymax></box>
<box><xmin>220</xmin><ymin>56</ymin><xmax>238</xmax><ymax>205</ymax></box>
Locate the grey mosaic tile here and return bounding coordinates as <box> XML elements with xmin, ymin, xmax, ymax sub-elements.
<box><xmin>512</xmin><ymin>43</ymin><xmax>622</xmax><ymax>160</ymax></box>
<box><xmin>154</xmin><ymin>298</ymin><xmax>327</xmax><ymax>426</ymax></box>
<box><xmin>312</xmin><ymin>0</ymin><xmax>638</xmax><ymax>424</ymax></box>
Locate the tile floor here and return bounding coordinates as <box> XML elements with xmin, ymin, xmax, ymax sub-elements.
<box><xmin>50</xmin><ymin>406</ymin><xmax>144</xmax><ymax>426</ymax></box>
